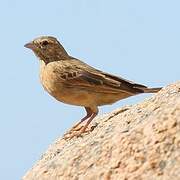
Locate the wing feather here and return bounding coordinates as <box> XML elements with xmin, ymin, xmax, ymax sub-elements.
<box><xmin>54</xmin><ymin>59</ymin><xmax>145</xmax><ymax>94</ymax></box>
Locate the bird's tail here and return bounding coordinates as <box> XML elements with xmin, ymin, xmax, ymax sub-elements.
<box><xmin>139</xmin><ymin>87</ymin><xmax>162</xmax><ymax>93</ymax></box>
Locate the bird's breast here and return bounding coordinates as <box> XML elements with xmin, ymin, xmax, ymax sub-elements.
<box><xmin>39</xmin><ymin>61</ymin><xmax>60</xmax><ymax>96</ymax></box>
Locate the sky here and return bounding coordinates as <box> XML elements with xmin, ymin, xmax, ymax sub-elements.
<box><xmin>0</xmin><ymin>0</ymin><xmax>180</xmax><ymax>179</ymax></box>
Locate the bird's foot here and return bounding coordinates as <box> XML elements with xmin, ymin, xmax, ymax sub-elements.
<box><xmin>63</xmin><ymin>126</ymin><xmax>94</xmax><ymax>140</ymax></box>
<box><xmin>63</xmin><ymin>121</ymin><xmax>98</xmax><ymax>140</ymax></box>
<box><xmin>63</xmin><ymin>130</ymin><xmax>83</xmax><ymax>140</ymax></box>
<box><xmin>70</xmin><ymin>125</ymin><xmax>84</xmax><ymax>132</ymax></box>
<box><xmin>63</xmin><ymin>126</ymin><xmax>86</xmax><ymax>140</ymax></box>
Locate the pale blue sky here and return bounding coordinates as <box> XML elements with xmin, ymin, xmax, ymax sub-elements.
<box><xmin>0</xmin><ymin>1</ymin><xmax>180</xmax><ymax>179</ymax></box>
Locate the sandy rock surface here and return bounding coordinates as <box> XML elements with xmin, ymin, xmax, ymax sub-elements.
<box><xmin>23</xmin><ymin>82</ymin><xmax>180</xmax><ymax>180</ymax></box>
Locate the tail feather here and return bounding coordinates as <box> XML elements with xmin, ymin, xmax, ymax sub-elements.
<box><xmin>139</xmin><ymin>87</ymin><xmax>162</xmax><ymax>93</ymax></box>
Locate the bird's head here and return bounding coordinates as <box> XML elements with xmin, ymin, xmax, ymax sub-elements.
<box><xmin>24</xmin><ymin>36</ymin><xmax>69</xmax><ymax>64</ymax></box>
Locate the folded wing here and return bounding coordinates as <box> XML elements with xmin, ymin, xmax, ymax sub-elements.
<box><xmin>55</xmin><ymin>59</ymin><xmax>152</xmax><ymax>95</ymax></box>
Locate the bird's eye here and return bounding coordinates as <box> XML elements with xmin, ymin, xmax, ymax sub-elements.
<box><xmin>41</xmin><ymin>40</ymin><xmax>49</xmax><ymax>46</ymax></box>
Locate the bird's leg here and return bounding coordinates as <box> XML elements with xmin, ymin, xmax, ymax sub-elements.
<box><xmin>71</xmin><ymin>107</ymin><xmax>93</xmax><ymax>131</ymax></box>
<box><xmin>63</xmin><ymin>107</ymin><xmax>98</xmax><ymax>140</ymax></box>
<box><xmin>78</xmin><ymin>112</ymin><xmax>98</xmax><ymax>134</ymax></box>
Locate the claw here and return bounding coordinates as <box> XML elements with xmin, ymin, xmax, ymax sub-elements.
<box><xmin>63</xmin><ymin>126</ymin><xmax>94</xmax><ymax>140</ymax></box>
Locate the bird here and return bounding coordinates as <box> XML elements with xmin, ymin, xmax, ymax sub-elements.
<box><xmin>24</xmin><ymin>36</ymin><xmax>162</xmax><ymax>139</ymax></box>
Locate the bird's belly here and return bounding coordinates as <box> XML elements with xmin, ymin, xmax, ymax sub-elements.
<box><xmin>52</xmin><ymin>86</ymin><xmax>98</xmax><ymax>107</ymax></box>
<box><xmin>48</xmin><ymin>86</ymin><xmax>130</xmax><ymax>107</ymax></box>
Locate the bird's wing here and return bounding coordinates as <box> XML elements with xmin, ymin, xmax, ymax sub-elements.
<box><xmin>54</xmin><ymin>59</ymin><xmax>147</xmax><ymax>94</ymax></box>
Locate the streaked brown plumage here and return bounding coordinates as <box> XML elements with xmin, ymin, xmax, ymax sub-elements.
<box><xmin>24</xmin><ymin>36</ymin><xmax>162</xmax><ymax>139</ymax></box>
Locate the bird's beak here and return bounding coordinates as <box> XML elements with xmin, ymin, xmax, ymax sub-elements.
<box><xmin>24</xmin><ymin>42</ymin><xmax>35</xmax><ymax>50</ymax></box>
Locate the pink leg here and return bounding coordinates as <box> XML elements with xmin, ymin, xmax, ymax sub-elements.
<box><xmin>79</xmin><ymin>112</ymin><xmax>98</xmax><ymax>133</ymax></box>
<box><xmin>72</xmin><ymin>107</ymin><xmax>93</xmax><ymax>130</ymax></box>
<box><xmin>63</xmin><ymin>107</ymin><xmax>98</xmax><ymax>140</ymax></box>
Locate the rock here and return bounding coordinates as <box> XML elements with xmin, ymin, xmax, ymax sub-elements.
<box><xmin>23</xmin><ymin>82</ymin><xmax>180</xmax><ymax>180</ymax></box>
